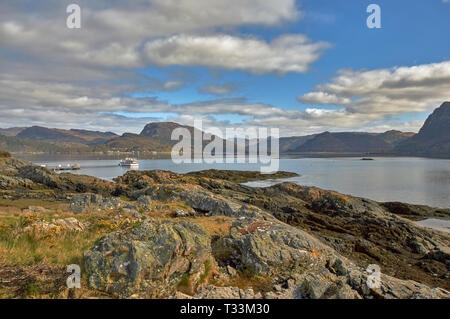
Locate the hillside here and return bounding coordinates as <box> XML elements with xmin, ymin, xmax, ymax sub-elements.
<box><xmin>140</xmin><ymin>122</ymin><xmax>196</xmax><ymax>142</ymax></box>
<box><xmin>290</xmin><ymin>130</ymin><xmax>413</xmax><ymax>154</ymax></box>
<box><xmin>140</xmin><ymin>121</ymin><xmax>227</xmax><ymax>153</ymax></box>
<box><xmin>0</xmin><ymin>127</ymin><xmax>26</xmax><ymax>137</ymax></box>
<box><xmin>395</xmin><ymin>102</ymin><xmax>450</xmax><ymax>158</ymax></box>
<box><xmin>378</xmin><ymin>130</ymin><xmax>416</xmax><ymax>145</ymax></box>
<box><xmin>16</xmin><ymin>126</ymin><xmax>117</xmax><ymax>145</ymax></box>
<box><xmin>279</xmin><ymin>134</ymin><xmax>317</xmax><ymax>152</ymax></box>
<box><xmin>92</xmin><ymin>133</ymin><xmax>173</xmax><ymax>153</ymax></box>
<box><xmin>0</xmin><ymin>135</ymin><xmax>81</xmax><ymax>154</ymax></box>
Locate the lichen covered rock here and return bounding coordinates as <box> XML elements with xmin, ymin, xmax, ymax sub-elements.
<box><xmin>213</xmin><ymin>217</ymin><xmax>334</xmax><ymax>277</ymax></box>
<box><xmin>84</xmin><ymin>219</ymin><xmax>212</xmax><ymax>298</ymax></box>
<box><xmin>69</xmin><ymin>193</ymin><xmax>123</xmax><ymax>213</ymax></box>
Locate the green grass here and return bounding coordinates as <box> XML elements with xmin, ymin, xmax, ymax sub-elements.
<box><xmin>199</xmin><ymin>259</ymin><xmax>213</xmax><ymax>284</ymax></box>
<box><xmin>0</xmin><ymin>208</ymin><xmax>144</xmax><ymax>267</ymax></box>
<box><xmin>0</xmin><ymin>230</ymin><xmax>102</xmax><ymax>266</ymax></box>
<box><xmin>0</xmin><ymin>198</ymin><xmax>67</xmax><ymax>210</ymax></box>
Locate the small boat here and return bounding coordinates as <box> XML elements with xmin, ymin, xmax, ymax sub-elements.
<box><xmin>361</xmin><ymin>158</ymin><xmax>374</xmax><ymax>161</ymax></box>
<box><xmin>54</xmin><ymin>164</ymin><xmax>81</xmax><ymax>171</ymax></box>
<box><xmin>119</xmin><ymin>158</ymin><xmax>139</xmax><ymax>168</ymax></box>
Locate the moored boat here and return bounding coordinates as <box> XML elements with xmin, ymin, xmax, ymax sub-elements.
<box><xmin>119</xmin><ymin>158</ymin><xmax>139</xmax><ymax>168</ymax></box>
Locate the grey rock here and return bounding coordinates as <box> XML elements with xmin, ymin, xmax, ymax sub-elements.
<box><xmin>191</xmin><ymin>286</ymin><xmax>262</xmax><ymax>299</ymax></box>
<box><xmin>213</xmin><ymin>217</ymin><xmax>333</xmax><ymax>277</ymax></box>
<box><xmin>137</xmin><ymin>195</ymin><xmax>152</xmax><ymax>211</ymax></box>
<box><xmin>69</xmin><ymin>193</ymin><xmax>123</xmax><ymax>214</ymax></box>
<box><xmin>84</xmin><ymin>219</ymin><xmax>212</xmax><ymax>298</ymax></box>
<box><xmin>226</xmin><ymin>265</ymin><xmax>237</xmax><ymax>277</ymax></box>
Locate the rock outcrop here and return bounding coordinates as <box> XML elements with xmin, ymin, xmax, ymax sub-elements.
<box><xmin>24</xmin><ymin>217</ymin><xmax>87</xmax><ymax>238</ymax></box>
<box><xmin>69</xmin><ymin>193</ymin><xmax>124</xmax><ymax>214</ymax></box>
<box><xmin>84</xmin><ymin>219</ymin><xmax>212</xmax><ymax>298</ymax></box>
<box><xmin>395</xmin><ymin>102</ymin><xmax>450</xmax><ymax>158</ymax></box>
<box><xmin>213</xmin><ymin>217</ymin><xmax>334</xmax><ymax>277</ymax></box>
<box><xmin>1</xmin><ymin>155</ymin><xmax>449</xmax><ymax>299</ymax></box>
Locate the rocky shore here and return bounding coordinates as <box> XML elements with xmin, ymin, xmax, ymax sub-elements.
<box><xmin>0</xmin><ymin>155</ymin><xmax>449</xmax><ymax>299</ymax></box>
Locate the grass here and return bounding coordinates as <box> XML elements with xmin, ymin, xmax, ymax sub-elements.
<box><xmin>0</xmin><ymin>208</ymin><xmax>142</xmax><ymax>267</ymax></box>
<box><xmin>22</xmin><ymin>281</ymin><xmax>42</xmax><ymax>298</ymax></box>
<box><xmin>184</xmin><ymin>216</ymin><xmax>234</xmax><ymax>237</ymax></box>
<box><xmin>0</xmin><ymin>227</ymin><xmax>103</xmax><ymax>266</ymax></box>
<box><xmin>177</xmin><ymin>273</ymin><xmax>194</xmax><ymax>295</ymax></box>
<box><xmin>0</xmin><ymin>206</ymin><xmax>146</xmax><ymax>298</ymax></box>
<box><xmin>0</xmin><ymin>198</ymin><xmax>195</xmax><ymax>270</ymax></box>
<box><xmin>199</xmin><ymin>259</ymin><xmax>214</xmax><ymax>284</ymax></box>
<box><xmin>0</xmin><ymin>198</ymin><xmax>68</xmax><ymax>210</ymax></box>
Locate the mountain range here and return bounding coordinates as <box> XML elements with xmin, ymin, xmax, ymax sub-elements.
<box><xmin>0</xmin><ymin>102</ymin><xmax>449</xmax><ymax>158</ymax></box>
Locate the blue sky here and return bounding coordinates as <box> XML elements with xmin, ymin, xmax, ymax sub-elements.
<box><xmin>1</xmin><ymin>0</ymin><xmax>449</xmax><ymax>135</ymax></box>
<box><xmin>125</xmin><ymin>0</ymin><xmax>450</xmax><ymax>128</ymax></box>
<box><xmin>143</xmin><ymin>1</ymin><xmax>449</xmax><ymax>102</ymax></box>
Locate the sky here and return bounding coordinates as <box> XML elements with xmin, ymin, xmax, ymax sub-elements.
<box><xmin>0</xmin><ymin>0</ymin><xmax>449</xmax><ymax>137</ymax></box>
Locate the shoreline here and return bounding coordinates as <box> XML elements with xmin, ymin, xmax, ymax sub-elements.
<box><xmin>16</xmin><ymin>155</ymin><xmax>450</xmax><ymax>210</ymax></box>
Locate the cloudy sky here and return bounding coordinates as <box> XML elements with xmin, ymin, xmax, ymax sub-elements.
<box><xmin>1</xmin><ymin>0</ymin><xmax>449</xmax><ymax>136</ymax></box>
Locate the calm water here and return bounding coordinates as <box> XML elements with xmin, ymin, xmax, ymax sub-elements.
<box><xmin>416</xmin><ymin>218</ymin><xmax>450</xmax><ymax>233</ymax></box>
<box><xmin>29</xmin><ymin>157</ymin><xmax>450</xmax><ymax>208</ymax></box>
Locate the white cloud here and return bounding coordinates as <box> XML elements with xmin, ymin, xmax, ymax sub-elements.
<box><xmin>199</xmin><ymin>84</ymin><xmax>236</xmax><ymax>95</ymax></box>
<box><xmin>299</xmin><ymin>92</ymin><xmax>350</xmax><ymax>105</ymax></box>
<box><xmin>144</xmin><ymin>34</ymin><xmax>329</xmax><ymax>74</ymax></box>
<box><xmin>297</xmin><ymin>60</ymin><xmax>450</xmax><ymax>116</ymax></box>
<box><xmin>0</xmin><ymin>0</ymin><xmax>303</xmax><ymax>72</ymax></box>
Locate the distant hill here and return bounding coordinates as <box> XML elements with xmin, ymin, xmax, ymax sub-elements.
<box><xmin>0</xmin><ymin>127</ymin><xmax>26</xmax><ymax>137</ymax></box>
<box><xmin>289</xmin><ymin>130</ymin><xmax>413</xmax><ymax>154</ymax></box>
<box><xmin>0</xmin><ymin>135</ymin><xmax>84</xmax><ymax>154</ymax></box>
<box><xmin>378</xmin><ymin>130</ymin><xmax>416</xmax><ymax>145</ymax></box>
<box><xmin>2</xmin><ymin>103</ymin><xmax>448</xmax><ymax>158</ymax></box>
<box><xmin>92</xmin><ymin>133</ymin><xmax>173</xmax><ymax>153</ymax></box>
<box><xmin>140</xmin><ymin>121</ymin><xmax>225</xmax><ymax>152</ymax></box>
<box><xmin>279</xmin><ymin>135</ymin><xmax>317</xmax><ymax>152</ymax></box>
<box><xmin>395</xmin><ymin>102</ymin><xmax>450</xmax><ymax>158</ymax></box>
<box><xmin>140</xmin><ymin>122</ymin><xmax>200</xmax><ymax>142</ymax></box>
<box><xmin>16</xmin><ymin>126</ymin><xmax>117</xmax><ymax>145</ymax></box>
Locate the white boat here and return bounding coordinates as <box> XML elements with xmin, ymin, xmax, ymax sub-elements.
<box><xmin>54</xmin><ymin>163</ymin><xmax>81</xmax><ymax>171</ymax></box>
<box><xmin>119</xmin><ymin>158</ymin><xmax>139</xmax><ymax>168</ymax></box>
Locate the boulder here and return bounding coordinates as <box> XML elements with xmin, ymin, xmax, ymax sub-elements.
<box><xmin>53</xmin><ymin>217</ymin><xmax>86</xmax><ymax>231</ymax></box>
<box><xmin>23</xmin><ymin>217</ymin><xmax>86</xmax><ymax>238</ymax></box>
<box><xmin>137</xmin><ymin>195</ymin><xmax>152</xmax><ymax>211</ymax></box>
<box><xmin>84</xmin><ymin>219</ymin><xmax>212</xmax><ymax>298</ymax></box>
<box><xmin>175</xmin><ymin>209</ymin><xmax>194</xmax><ymax>217</ymax></box>
<box><xmin>69</xmin><ymin>193</ymin><xmax>123</xmax><ymax>213</ymax></box>
<box><xmin>213</xmin><ymin>217</ymin><xmax>333</xmax><ymax>277</ymax></box>
<box><xmin>16</xmin><ymin>165</ymin><xmax>57</xmax><ymax>185</ymax></box>
<box><xmin>213</xmin><ymin>215</ymin><xmax>450</xmax><ymax>299</ymax></box>
<box><xmin>192</xmin><ymin>286</ymin><xmax>262</xmax><ymax>299</ymax></box>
